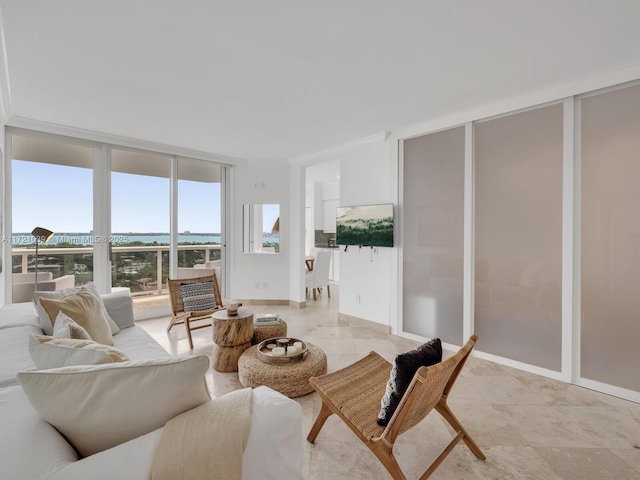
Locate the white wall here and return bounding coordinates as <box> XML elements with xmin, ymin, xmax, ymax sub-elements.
<box><xmin>230</xmin><ymin>163</ymin><xmax>291</xmax><ymax>301</ymax></box>
<box><xmin>319</xmin><ymin>138</ymin><xmax>395</xmax><ymax>326</ymax></box>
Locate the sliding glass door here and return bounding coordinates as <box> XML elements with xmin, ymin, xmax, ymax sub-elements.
<box><xmin>402</xmin><ymin>127</ymin><xmax>465</xmax><ymax>345</ymax></box>
<box><xmin>474</xmin><ymin>105</ymin><xmax>564</xmax><ymax>371</ymax></box>
<box><xmin>580</xmin><ymin>84</ymin><xmax>640</xmax><ymax>393</ymax></box>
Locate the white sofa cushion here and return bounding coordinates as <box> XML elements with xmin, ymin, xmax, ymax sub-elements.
<box><xmin>0</xmin><ymin>302</ymin><xmax>42</xmax><ymax>329</ymax></box>
<box><xmin>39</xmin><ymin>286</ymin><xmax>115</xmax><ymax>345</ymax></box>
<box><xmin>45</xmin><ymin>386</ymin><xmax>304</xmax><ymax>480</ymax></box>
<box><xmin>111</xmin><ymin>324</ymin><xmax>171</xmax><ymax>362</ymax></box>
<box><xmin>17</xmin><ymin>355</ymin><xmax>211</xmax><ymax>457</ymax></box>
<box><xmin>28</xmin><ymin>335</ymin><xmax>130</xmax><ymax>369</ymax></box>
<box><xmin>0</xmin><ymin>324</ymin><xmax>40</xmax><ymax>387</ymax></box>
<box><xmin>0</xmin><ymin>386</ymin><xmax>78</xmax><ymax>480</ymax></box>
<box><xmin>101</xmin><ymin>292</ymin><xmax>135</xmax><ymax>329</ymax></box>
<box><xmin>52</xmin><ymin>312</ymin><xmax>92</xmax><ymax>339</ymax></box>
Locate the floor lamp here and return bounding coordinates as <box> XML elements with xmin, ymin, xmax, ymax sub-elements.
<box><xmin>31</xmin><ymin>227</ymin><xmax>54</xmax><ymax>291</ymax></box>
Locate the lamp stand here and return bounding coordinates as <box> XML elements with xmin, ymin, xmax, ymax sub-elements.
<box><xmin>34</xmin><ymin>239</ymin><xmax>40</xmax><ymax>291</ymax></box>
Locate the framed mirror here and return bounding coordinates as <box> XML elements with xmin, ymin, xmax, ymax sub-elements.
<box><xmin>242</xmin><ymin>204</ymin><xmax>280</xmax><ymax>254</ymax></box>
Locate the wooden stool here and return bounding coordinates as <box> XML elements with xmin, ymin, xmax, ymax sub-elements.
<box><xmin>212</xmin><ymin>308</ymin><xmax>254</xmax><ymax>372</ymax></box>
<box><xmin>252</xmin><ymin>319</ymin><xmax>288</xmax><ymax>345</ymax></box>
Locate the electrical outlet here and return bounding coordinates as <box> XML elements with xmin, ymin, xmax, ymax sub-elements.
<box><xmin>373</xmin><ymin>247</ymin><xmax>378</xmax><ymax>254</ymax></box>
<box><xmin>262</xmin><ymin>281</ymin><xmax>268</xmax><ymax>289</ymax></box>
<box><xmin>356</xmin><ymin>294</ymin><xmax>361</xmax><ymax>304</ymax></box>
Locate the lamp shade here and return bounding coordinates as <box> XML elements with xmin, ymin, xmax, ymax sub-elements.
<box><xmin>31</xmin><ymin>227</ymin><xmax>54</xmax><ymax>243</ymax></box>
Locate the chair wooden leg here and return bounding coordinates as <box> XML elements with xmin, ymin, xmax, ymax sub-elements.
<box><xmin>307</xmin><ymin>402</ymin><xmax>333</xmax><ymax>443</ymax></box>
<box><xmin>184</xmin><ymin>316</ymin><xmax>194</xmax><ymax>350</ymax></box>
<box><xmin>327</xmin><ymin>285</ymin><xmax>330</xmax><ymax>298</ymax></box>
<box><xmin>370</xmin><ymin>441</ymin><xmax>407</xmax><ymax>480</ymax></box>
<box><xmin>435</xmin><ymin>400</ymin><xmax>486</xmax><ymax>460</ymax></box>
<box><xmin>167</xmin><ymin>316</ymin><xmax>177</xmax><ymax>332</ymax></box>
<box><xmin>313</xmin><ymin>288</ymin><xmax>317</xmax><ymax>300</ymax></box>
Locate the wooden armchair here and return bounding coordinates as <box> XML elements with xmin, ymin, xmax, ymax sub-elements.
<box><xmin>307</xmin><ymin>335</ymin><xmax>485</xmax><ymax>479</ymax></box>
<box><xmin>167</xmin><ymin>274</ymin><xmax>224</xmax><ymax>350</ymax></box>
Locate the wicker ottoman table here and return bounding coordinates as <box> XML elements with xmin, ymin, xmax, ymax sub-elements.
<box><xmin>238</xmin><ymin>343</ymin><xmax>327</xmax><ymax>398</ymax></box>
<box><xmin>251</xmin><ymin>319</ymin><xmax>288</xmax><ymax>345</ymax></box>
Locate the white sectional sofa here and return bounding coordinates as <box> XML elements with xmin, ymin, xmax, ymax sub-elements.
<box><xmin>0</xmin><ymin>292</ymin><xmax>303</xmax><ymax>480</ymax></box>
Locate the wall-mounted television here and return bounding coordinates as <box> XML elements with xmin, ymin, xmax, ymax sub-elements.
<box><xmin>336</xmin><ymin>204</ymin><xmax>394</xmax><ymax>247</ymax></box>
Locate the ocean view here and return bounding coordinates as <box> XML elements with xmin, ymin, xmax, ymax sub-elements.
<box><xmin>12</xmin><ymin>232</ymin><xmax>280</xmax><ymax>246</ymax></box>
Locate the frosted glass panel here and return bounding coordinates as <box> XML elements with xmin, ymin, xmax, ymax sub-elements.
<box><xmin>403</xmin><ymin>127</ymin><xmax>464</xmax><ymax>344</ymax></box>
<box><xmin>475</xmin><ymin>105</ymin><xmax>563</xmax><ymax>370</ymax></box>
<box><xmin>581</xmin><ymin>84</ymin><xmax>640</xmax><ymax>392</ymax></box>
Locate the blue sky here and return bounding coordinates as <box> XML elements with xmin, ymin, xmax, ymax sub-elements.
<box><xmin>12</xmin><ymin>160</ymin><xmax>230</xmax><ymax>233</ymax></box>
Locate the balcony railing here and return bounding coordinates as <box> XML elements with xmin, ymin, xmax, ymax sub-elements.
<box><xmin>11</xmin><ymin>244</ymin><xmax>222</xmax><ymax>297</ymax></box>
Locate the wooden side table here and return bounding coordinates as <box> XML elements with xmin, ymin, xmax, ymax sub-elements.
<box><xmin>212</xmin><ymin>308</ymin><xmax>254</xmax><ymax>372</ymax></box>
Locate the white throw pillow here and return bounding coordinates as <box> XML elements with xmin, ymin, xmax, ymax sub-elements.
<box><xmin>33</xmin><ymin>282</ymin><xmax>120</xmax><ymax>336</ymax></box>
<box><xmin>39</xmin><ymin>287</ymin><xmax>114</xmax><ymax>346</ymax></box>
<box><xmin>28</xmin><ymin>335</ymin><xmax>129</xmax><ymax>369</ymax></box>
<box><xmin>17</xmin><ymin>355</ymin><xmax>211</xmax><ymax>457</ymax></box>
<box><xmin>52</xmin><ymin>312</ymin><xmax>92</xmax><ymax>340</ymax></box>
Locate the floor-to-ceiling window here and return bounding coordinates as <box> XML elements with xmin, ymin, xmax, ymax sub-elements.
<box><xmin>4</xmin><ymin>129</ymin><xmax>225</xmax><ymax>316</ymax></box>
<box><xmin>9</xmin><ymin>134</ymin><xmax>94</xmax><ymax>302</ymax></box>
<box><xmin>111</xmin><ymin>149</ymin><xmax>171</xmax><ymax>313</ymax></box>
<box><xmin>177</xmin><ymin>157</ymin><xmax>223</xmax><ymax>273</ymax></box>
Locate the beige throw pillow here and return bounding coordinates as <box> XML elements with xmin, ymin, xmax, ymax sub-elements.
<box><xmin>17</xmin><ymin>355</ymin><xmax>211</xmax><ymax>457</ymax></box>
<box><xmin>40</xmin><ymin>287</ymin><xmax>114</xmax><ymax>346</ymax></box>
<box><xmin>52</xmin><ymin>312</ymin><xmax>92</xmax><ymax>340</ymax></box>
<box><xmin>33</xmin><ymin>282</ymin><xmax>120</xmax><ymax>336</ymax></box>
<box><xmin>28</xmin><ymin>335</ymin><xmax>129</xmax><ymax>369</ymax></box>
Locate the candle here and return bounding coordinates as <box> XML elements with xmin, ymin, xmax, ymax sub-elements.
<box><xmin>287</xmin><ymin>345</ymin><xmax>299</xmax><ymax>356</ymax></box>
<box><xmin>266</xmin><ymin>343</ymin><xmax>277</xmax><ymax>350</ymax></box>
<box><xmin>293</xmin><ymin>341</ymin><xmax>303</xmax><ymax>351</ymax></box>
<box><xmin>272</xmin><ymin>347</ymin><xmax>285</xmax><ymax>357</ymax></box>
<box><xmin>227</xmin><ymin>300</ymin><xmax>239</xmax><ymax>314</ymax></box>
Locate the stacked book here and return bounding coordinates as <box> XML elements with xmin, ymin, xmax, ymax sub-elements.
<box><xmin>254</xmin><ymin>313</ymin><xmax>281</xmax><ymax>325</ymax></box>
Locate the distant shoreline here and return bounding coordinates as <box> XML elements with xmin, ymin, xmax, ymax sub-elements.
<box><xmin>10</xmin><ymin>232</ymin><xmax>278</xmax><ymax>246</ymax></box>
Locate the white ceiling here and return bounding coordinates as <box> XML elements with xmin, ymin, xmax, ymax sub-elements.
<box><xmin>2</xmin><ymin>1</ymin><xmax>640</xmax><ymax>162</ymax></box>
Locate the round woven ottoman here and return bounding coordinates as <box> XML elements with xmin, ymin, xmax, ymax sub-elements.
<box><xmin>238</xmin><ymin>343</ymin><xmax>327</xmax><ymax>398</ymax></box>
<box><xmin>251</xmin><ymin>319</ymin><xmax>288</xmax><ymax>345</ymax></box>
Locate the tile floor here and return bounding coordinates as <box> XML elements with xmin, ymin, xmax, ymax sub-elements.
<box><xmin>138</xmin><ymin>287</ymin><xmax>640</xmax><ymax>480</ymax></box>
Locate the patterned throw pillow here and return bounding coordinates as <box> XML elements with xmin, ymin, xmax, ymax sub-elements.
<box><xmin>377</xmin><ymin>338</ymin><xmax>442</xmax><ymax>426</ymax></box>
<box><xmin>180</xmin><ymin>281</ymin><xmax>217</xmax><ymax>312</ymax></box>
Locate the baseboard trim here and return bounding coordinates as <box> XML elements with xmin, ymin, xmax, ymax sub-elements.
<box><xmin>240</xmin><ymin>299</ymin><xmax>290</xmax><ymax>306</ymax></box>
<box><xmin>338</xmin><ymin>313</ymin><xmax>390</xmax><ymax>334</ymax></box>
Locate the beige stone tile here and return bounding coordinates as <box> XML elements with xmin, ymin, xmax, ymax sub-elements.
<box><xmin>470</xmin><ymin>446</ymin><xmax>563</xmax><ymax>480</ymax></box>
<box><xmin>467</xmin><ymin>375</ymin><xmax>550</xmax><ymax>406</ymax></box>
<box><xmin>536</xmin><ymin>447</ymin><xmax>640</xmax><ymax>480</ymax></box>
<box><xmin>610</xmin><ymin>448</ymin><xmax>640</xmax><ymax>473</ymax></box>
<box><xmin>447</xmin><ymin>403</ymin><xmax>529</xmax><ymax>447</ymax></box>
